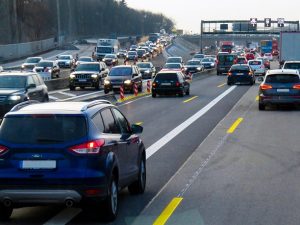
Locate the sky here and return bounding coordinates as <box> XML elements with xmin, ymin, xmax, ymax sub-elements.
<box><xmin>126</xmin><ymin>0</ymin><xmax>300</xmax><ymax>33</ymax></box>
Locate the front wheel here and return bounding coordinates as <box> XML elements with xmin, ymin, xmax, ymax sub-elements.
<box><xmin>0</xmin><ymin>205</ymin><xmax>13</xmax><ymax>221</ymax></box>
<box><xmin>227</xmin><ymin>81</ymin><xmax>232</xmax><ymax>85</ymax></box>
<box><xmin>152</xmin><ymin>92</ymin><xmax>156</xmax><ymax>98</ymax></box>
<box><xmin>104</xmin><ymin>89</ymin><xmax>109</xmax><ymax>94</ymax></box>
<box><xmin>70</xmin><ymin>85</ymin><xmax>75</xmax><ymax>91</ymax></box>
<box><xmin>95</xmin><ymin>81</ymin><xmax>100</xmax><ymax>90</ymax></box>
<box><xmin>185</xmin><ymin>88</ymin><xmax>190</xmax><ymax>96</ymax></box>
<box><xmin>128</xmin><ymin>157</ymin><xmax>146</xmax><ymax>194</ymax></box>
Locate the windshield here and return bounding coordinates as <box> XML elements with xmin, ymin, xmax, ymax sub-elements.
<box><xmin>0</xmin><ymin>76</ymin><xmax>26</xmax><ymax>89</ymax></box>
<box><xmin>284</xmin><ymin>63</ymin><xmax>300</xmax><ymax>70</ymax></box>
<box><xmin>163</xmin><ymin>64</ymin><xmax>181</xmax><ymax>69</ymax></box>
<box><xmin>109</xmin><ymin>67</ymin><xmax>132</xmax><ymax>76</ymax></box>
<box><xmin>137</xmin><ymin>63</ymin><xmax>151</xmax><ymax>68</ymax></box>
<box><xmin>75</xmin><ymin>64</ymin><xmax>100</xmax><ymax>71</ymax></box>
<box><xmin>231</xmin><ymin>65</ymin><xmax>250</xmax><ymax>71</ymax></box>
<box><xmin>36</xmin><ymin>62</ymin><xmax>53</xmax><ymax>67</ymax></box>
<box><xmin>97</xmin><ymin>47</ymin><xmax>113</xmax><ymax>53</ymax></box>
<box><xmin>128</xmin><ymin>52</ymin><xmax>136</xmax><ymax>55</ymax></box>
<box><xmin>187</xmin><ymin>61</ymin><xmax>200</xmax><ymax>65</ymax></box>
<box><xmin>79</xmin><ymin>57</ymin><xmax>92</xmax><ymax>62</ymax></box>
<box><xmin>25</xmin><ymin>58</ymin><xmax>40</xmax><ymax>63</ymax></box>
<box><xmin>58</xmin><ymin>56</ymin><xmax>71</xmax><ymax>60</ymax></box>
<box><xmin>0</xmin><ymin>115</ymin><xmax>87</xmax><ymax>144</ymax></box>
<box><xmin>202</xmin><ymin>58</ymin><xmax>213</xmax><ymax>62</ymax></box>
<box><xmin>266</xmin><ymin>74</ymin><xmax>300</xmax><ymax>83</ymax></box>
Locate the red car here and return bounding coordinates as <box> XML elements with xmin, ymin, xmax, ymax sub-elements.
<box><xmin>246</xmin><ymin>53</ymin><xmax>255</xmax><ymax>61</ymax></box>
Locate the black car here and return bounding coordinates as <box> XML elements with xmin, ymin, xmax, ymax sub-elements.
<box><xmin>104</xmin><ymin>65</ymin><xmax>143</xmax><ymax>94</ymax></box>
<box><xmin>227</xmin><ymin>64</ymin><xmax>255</xmax><ymax>85</ymax></box>
<box><xmin>0</xmin><ymin>100</ymin><xmax>145</xmax><ymax>221</ymax></box>
<box><xmin>0</xmin><ymin>72</ymin><xmax>49</xmax><ymax>118</ymax></box>
<box><xmin>69</xmin><ymin>62</ymin><xmax>109</xmax><ymax>90</ymax></box>
<box><xmin>217</xmin><ymin>53</ymin><xmax>238</xmax><ymax>75</ymax></box>
<box><xmin>33</xmin><ymin>60</ymin><xmax>61</xmax><ymax>79</ymax></box>
<box><xmin>136</xmin><ymin>62</ymin><xmax>156</xmax><ymax>79</ymax></box>
<box><xmin>125</xmin><ymin>51</ymin><xmax>138</xmax><ymax>62</ymax></box>
<box><xmin>258</xmin><ymin>69</ymin><xmax>300</xmax><ymax>110</ymax></box>
<box><xmin>152</xmin><ymin>71</ymin><xmax>190</xmax><ymax>97</ymax></box>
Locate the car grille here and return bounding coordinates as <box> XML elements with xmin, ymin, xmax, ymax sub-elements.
<box><xmin>0</xmin><ymin>95</ymin><xmax>7</xmax><ymax>103</ymax></box>
<box><xmin>75</xmin><ymin>74</ymin><xmax>91</xmax><ymax>79</ymax></box>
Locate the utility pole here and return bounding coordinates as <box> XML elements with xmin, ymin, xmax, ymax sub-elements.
<box><xmin>56</xmin><ymin>0</ymin><xmax>61</xmax><ymax>47</ymax></box>
<box><xmin>12</xmin><ymin>0</ymin><xmax>19</xmax><ymax>43</ymax></box>
<box><xmin>200</xmin><ymin>20</ymin><xmax>203</xmax><ymax>53</ymax></box>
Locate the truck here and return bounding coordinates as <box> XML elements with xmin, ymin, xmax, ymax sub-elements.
<box><xmin>95</xmin><ymin>39</ymin><xmax>120</xmax><ymax>61</ymax></box>
<box><xmin>260</xmin><ymin>40</ymin><xmax>273</xmax><ymax>56</ymax></box>
<box><xmin>220</xmin><ymin>41</ymin><xmax>234</xmax><ymax>53</ymax></box>
<box><xmin>279</xmin><ymin>32</ymin><xmax>300</xmax><ymax>66</ymax></box>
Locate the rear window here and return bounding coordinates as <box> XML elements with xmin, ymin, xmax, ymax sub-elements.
<box><xmin>231</xmin><ymin>65</ymin><xmax>250</xmax><ymax>71</ymax></box>
<box><xmin>284</xmin><ymin>63</ymin><xmax>300</xmax><ymax>70</ymax></box>
<box><xmin>249</xmin><ymin>61</ymin><xmax>261</xmax><ymax>65</ymax></box>
<box><xmin>0</xmin><ymin>115</ymin><xmax>87</xmax><ymax>144</ymax></box>
<box><xmin>218</xmin><ymin>54</ymin><xmax>235</xmax><ymax>62</ymax></box>
<box><xmin>155</xmin><ymin>73</ymin><xmax>178</xmax><ymax>81</ymax></box>
<box><xmin>266</xmin><ymin>74</ymin><xmax>300</xmax><ymax>83</ymax></box>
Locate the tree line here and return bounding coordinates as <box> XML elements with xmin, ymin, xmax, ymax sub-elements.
<box><xmin>0</xmin><ymin>0</ymin><xmax>174</xmax><ymax>44</ymax></box>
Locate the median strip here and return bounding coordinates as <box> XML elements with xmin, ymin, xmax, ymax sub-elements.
<box><xmin>153</xmin><ymin>197</ymin><xmax>183</xmax><ymax>225</ymax></box>
<box><xmin>117</xmin><ymin>92</ymin><xmax>150</xmax><ymax>103</ymax></box>
<box><xmin>227</xmin><ymin>117</ymin><xmax>244</xmax><ymax>134</ymax></box>
<box><xmin>183</xmin><ymin>96</ymin><xmax>198</xmax><ymax>103</ymax></box>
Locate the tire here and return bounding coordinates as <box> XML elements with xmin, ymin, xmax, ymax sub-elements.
<box><xmin>43</xmin><ymin>94</ymin><xmax>49</xmax><ymax>102</ymax></box>
<box><xmin>56</xmin><ymin>72</ymin><xmax>60</xmax><ymax>78</ymax></box>
<box><xmin>179</xmin><ymin>90</ymin><xmax>184</xmax><ymax>97</ymax></box>
<box><xmin>259</xmin><ymin>103</ymin><xmax>265</xmax><ymax>110</ymax></box>
<box><xmin>152</xmin><ymin>92</ymin><xmax>156</xmax><ymax>98</ymax></box>
<box><xmin>70</xmin><ymin>85</ymin><xmax>75</xmax><ymax>91</ymax></box>
<box><xmin>0</xmin><ymin>205</ymin><xmax>13</xmax><ymax>221</ymax></box>
<box><xmin>80</xmin><ymin>87</ymin><xmax>85</xmax><ymax>90</ymax></box>
<box><xmin>95</xmin><ymin>82</ymin><xmax>100</xmax><ymax>90</ymax></box>
<box><xmin>104</xmin><ymin>89</ymin><xmax>109</xmax><ymax>94</ymax></box>
<box><xmin>138</xmin><ymin>83</ymin><xmax>143</xmax><ymax>92</ymax></box>
<box><xmin>128</xmin><ymin>156</ymin><xmax>146</xmax><ymax>194</ymax></box>
<box><xmin>227</xmin><ymin>81</ymin><xmax>232</xmax><ymax>85</ymax></box>
<box><xmin>185</xmin><ymin>88</ymin><xmax>190</xmax><ymax>96</ymax></box>
<box><xmin>217</xmin><ymin>71</ymin><xmax>220</xmax><ymax>75</ymax></box>
<box><xmin>104</xmin><ymin>175</ymin><xmax>118</xmax><ymax>221</ymax></box>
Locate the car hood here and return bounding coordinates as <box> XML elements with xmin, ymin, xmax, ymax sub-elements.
<box><xmin>0</xmin><ymin>89</ymin><xmax>25</xmax><ymax>95</ymax></box>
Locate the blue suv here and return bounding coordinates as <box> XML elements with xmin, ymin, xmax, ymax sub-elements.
<box><xmin>0</xmin><ymin>100</ymin><xmax>146</xmax><ymax>221</ymax></box>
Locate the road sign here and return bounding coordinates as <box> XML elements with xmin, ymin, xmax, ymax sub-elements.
<box><xmin>264</xmin><ymin>18</ymin><xmax>271</xmax><ymax>27</ymax></box>
<box><xmin>250</xmin><ymin>18</ymin><xmax>257</xmax><ymax>27</ymax></box>
<box><xmin>278</xmin><ymin>18</ymin><xmax>285</xmax><ymax>27</ymax></box>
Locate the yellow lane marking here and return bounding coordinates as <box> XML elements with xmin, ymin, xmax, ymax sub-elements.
<box><xmin>135</xmin><ymin>122</ymin><xmax>143</xmax><ymax>126</ymax></box>
<box><xmin>255</xmin><ymin>96</ymin><xmax>259</xmax><ymax>101</ymax></box>
<box><xmin>153</xmin><ymin>197</ymin><xmax>183</xmax><ymax>225</ymax></box>
<box><xmin>117</xmin><ymin>92</ymin><xmax>150</xmax><ymax>103</ymax></box>
<box><xmin>227</xmin><ymin>117</ymin><xmax>244</xmax><ymax>134</ymax></box>
<box><xmin>183</xmin><ymin>96</ymin><xmax>198</xmax><ymax>103</ymax></box>
<box><xmin>217</xmin><ymin>83</ymin><xmax>226</xmax><ymax>88</ymax></box>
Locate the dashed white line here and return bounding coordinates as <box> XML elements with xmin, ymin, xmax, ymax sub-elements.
<box><xmin>57</xmin><ymin>91</ymin><xmax>77</xmax><ymax>97</ymax></box>
<box><xmin>43</xmin><ymin>208</ymin><xmax>82</xmax><ymax>225</ymax></box>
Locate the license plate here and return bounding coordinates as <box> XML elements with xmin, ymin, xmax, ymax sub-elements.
<box><xmin>79</xmin><ymin>79</ymin><xmax>87</xmax><ymax>82</ymax></box>
<box><xmin>113</xmin><ymin>85</ymin><xmax>121</xmax><ymax>88</ymax></box>
<box><xmin>236</xmin><ymin>73</ymin><xmax>244</xmax><ymax>75</ymax></box>
<box><xmin>161</xmin><ymin>83</ymin><xmax>171</xmax><ymax>86</ymax></box>
<box><xmin>277</xmin><ymin>89</ymin><xmax>289</xmax><ymax>92</ymax></box>
<box><xmin>21</xmin><ymin>160</ymin><xmax>56</xmax><ymax>169</ymax></box>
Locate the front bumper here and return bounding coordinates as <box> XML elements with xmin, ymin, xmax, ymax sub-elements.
<box><xmin>104</xmin><ymin>83</ymin><xmax>133</xmax><ymax>91</ymax></box>
<box><xmin>69</xmin><ymin>78</ymin><xmax>100</xmax><ymax>87</ymax></box>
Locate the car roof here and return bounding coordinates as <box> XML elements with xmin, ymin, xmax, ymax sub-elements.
<box><xmin>0</xmin><ymin>71</ymin><xmax>36</xmax><ymax>76</ymax></box>
<box><xmin>7</xmin><ymin>101</ymin><xmax>113</xmax><ymax>116</ymax></box>
<box><xmin>157</xmin><ymin>70</ymin><xmax>180</xmax><ymax>74</ymax></box>
<box><xmin>266</xmin><ymin>69</ymin><xmax>300</xmax><ymax>75</ymax></box>
<box><xmin>284</xmin><ymin>61</ymin><xmax>300</xmax><ymax>63</ymax></box>
<box><xmin>58</xmin><ymin>55</ymin><xmax>72</xmax><ymax>57</ymax></box>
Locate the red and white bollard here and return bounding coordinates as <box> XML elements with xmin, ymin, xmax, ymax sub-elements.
<box><xmin>120</xmin><ymin>85</ymin><xmax>125</xmax><ymax>101</ymax></box>
<box><xmin>147</xmin><ymin>80</ymin><xmax>151</xmax><ymax>93</ymax></box>
<box><xmin>134</xmin><ymin>83</ymin><xmax>138</xmax><ymax>96</ymax></box>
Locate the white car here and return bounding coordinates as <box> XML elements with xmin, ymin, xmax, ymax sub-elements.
<box><xmin>264</xmin><ymin>53</ymin><xmax>273</xmax><ymax>61</ymax></box>
<box><xmin>248</xmin><ymin>60</ymin><xmax>266</xmax><ymax>76</ymax></box>
<box><xmin>282</xmin><ymin>61</ymin><xmax>300</xmax><ymax>73</ymax></box>
<box><xmin>0</xmin><ymin>66</ymin><xmax>3</xmax><ymax>72</ymax></box>
<box><xmin>21</xmin><ymin>57</ymin><xmax>43</xmax><ymax>71</ymax></box>
<box><xmin>55</xmin><ymin>55</ymin><xmax>75</xmax><ymax>68</ymax></box>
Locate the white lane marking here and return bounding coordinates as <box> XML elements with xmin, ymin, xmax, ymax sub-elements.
<box><xmin>49</xmin><ymin>88</ymin><xmax>69</xmax><ymax>94</ymax></box>
<box><xmin>49</xmin><ymin>96</ymin><xmax>59</xmax><ymax>100</ymax></box>
<box><xmin>145</xmin><ymin>86</ymin><xmax>237</xmax><ymax>159</ymax></box>
<box><xmin>57</xmin><ymin>91</ymin><xmax>77</xmax><ymax>97</ymax></box>
<box><xmin>43</xmin><ymin>208</ymin><xmax>82</xmax><ymax>225</ymax></box>
<box><xmin>59</xmin><ymin>90</ymin><xmax>104</xmax><ymax>101</ymax></box>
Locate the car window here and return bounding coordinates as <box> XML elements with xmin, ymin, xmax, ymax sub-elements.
<box><xmin>27</xmin><ymin>76</ymin><xmax>35</xmax><ymax>86</ymax></box>
<box><xmin>155</xmin><ymin>73</ymin><xmax>178</xmax><ymax>82</ymax></box>
<box><xmin>266</xmin><ymin>74</ymin><xmax>300</xmax><ymax>83</ymax></box>
<box><xmin>112</xmin><ymin>108</ymin><xmax>131</xmax><ymax>134</ymax></box>
<box><xmin>284</xmin><ymin>63</ymin><xmax>300</xmax><ymax>70</ymax></box>
<box><xmin>32</xmin><ymin>74</ymin><xmax>41</xmax><ymax>85</ymax></box>
<box><xmin>100</xmin><ymin>108</ymin><xmax>120</xmax><ymax>134</ymax></box>
<box><xmin>92</xmin><ymin>112</ymin><xmax>105</xmax><ymax>133</ymax></box>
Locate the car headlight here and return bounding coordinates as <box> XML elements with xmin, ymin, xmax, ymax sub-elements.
<box><xmin>48</xmin><ymin>69</ymin><xmax>52</xmax><ymax>73</ymax></box>
<box><xmin>197</xmin><ymin>67</ymin><xmax>201</xmax><ymax>70</ymax></box>
<box><xmin>70</xmin><ymin>74</ymin><xmax>76</xmax><ymax>79</ymax></box>
<box><xmin>104</xmin><ymin>80</ymin><xmax>110</xmax><ymax>85</ymax></box>
<box><xmin>124</xmin><ymin>80</ymin><xmax>132</xmax><ymax>85</ymax></box>
<box><xmin>8</xmin><ymin>95</ymin><xmax>21</xmax><ymax>101</ymax></box>
<box><xmin>91</xmin><ymin>74</ymin><xmax>98</xmax><ymax>78</ymax></box>
<box><xmin>65</xmin><ymin>62</ymin><xmax>70</xmax><ymax>65</ymax></box>
<box><xmin>211</xmin><ymin>63</ymin><xmax>215</xmax><ymax>66</ymax></box>
<box><xmin>184</xmin><ymin>67</ymin><xmax>187</xmax><ymax>71</ymax></box>
<box><xmin>21</xmin><ymin>65</ymin><xmax>25</xmax><ymax>69</ymax></box>
<box><xmin>144</xmin><ymin>70</ymin><xmax>150</xmax><ymax>73</ymax></box>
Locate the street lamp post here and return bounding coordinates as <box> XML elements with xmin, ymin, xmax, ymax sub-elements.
<box><xmin>200</xmin><ymin>20</ymin><xmax>203</xmax><ymax>54</ymax></box>
<box><xmin>56</xmin><ymin>0</ymin><xmax>61</xmax><ymax>47</ymax></box>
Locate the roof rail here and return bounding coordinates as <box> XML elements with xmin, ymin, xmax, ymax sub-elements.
<box><xmin>10</xmin><ymin>100</ymin><xmax>40</xmax><ymax>112</ymax></box>
<box><xmin>81</xmin><ymin>100</ymin><xmax>112</xmax><ymax>111</ymax></box>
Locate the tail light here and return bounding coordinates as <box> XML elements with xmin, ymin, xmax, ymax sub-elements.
<box><xmin>227</xmin><ymin>72</ymin><xmax>232</xmax><ymax>76</ymax></box>
<box><xmin>69</xmin><ymin>139</ymin><xmax>105</xmax><ymax>154</ymax></box>
<box><xmin>293</xmin><ymin>84</ymin><xmax>300</xmax><ymax>89</ymax></box>
<box><xmin>176</xmin><ymin>81</ymin><xmax>182</xmax><ymax>87</ymax></box>
<box><xmin>260</xmin><ymin>84</ymin><xmax>272</xmax><ymax>90</ymax></box>
<box><xmin>152</xmin><ymin>82</ymin><xmax>157</xmax><ymax>87</ymax></box>
<box><xmin>0</xmin><ymin>145</ymin><xmax>8</xmax><ymax>156</ymax></box>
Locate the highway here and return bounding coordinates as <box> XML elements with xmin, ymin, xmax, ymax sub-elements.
<box><xmin>2</xmin><ymin>37</ymin><xmax>300</xmax><ymax>225</ymax></box>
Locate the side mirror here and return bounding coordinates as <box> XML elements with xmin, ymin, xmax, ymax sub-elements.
<box><xmin>131</xmin><ymin>124</ymin><xmax>143</xmax><ymax>134</ymax></box>
<box><xmin>27</xmin><ymin>83</ymin><xmax>36</xmax><ymax>89</ymax></box>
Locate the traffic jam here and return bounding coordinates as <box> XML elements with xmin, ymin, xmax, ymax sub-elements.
<box><xmin>1</xmin><ymin>13</ymin><xmax>300</xmax><ymax>225</ymax></box>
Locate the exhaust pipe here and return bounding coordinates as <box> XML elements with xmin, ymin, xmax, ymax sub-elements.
<box><xmin>3</xmin><ymin>198</ymin><xmax>12</xmax><ymax>208</ymax></box>
<box><xmin>65</xmin><ymin>198</ymin><xmax>74</xmax><ymax>208</ymax></box>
